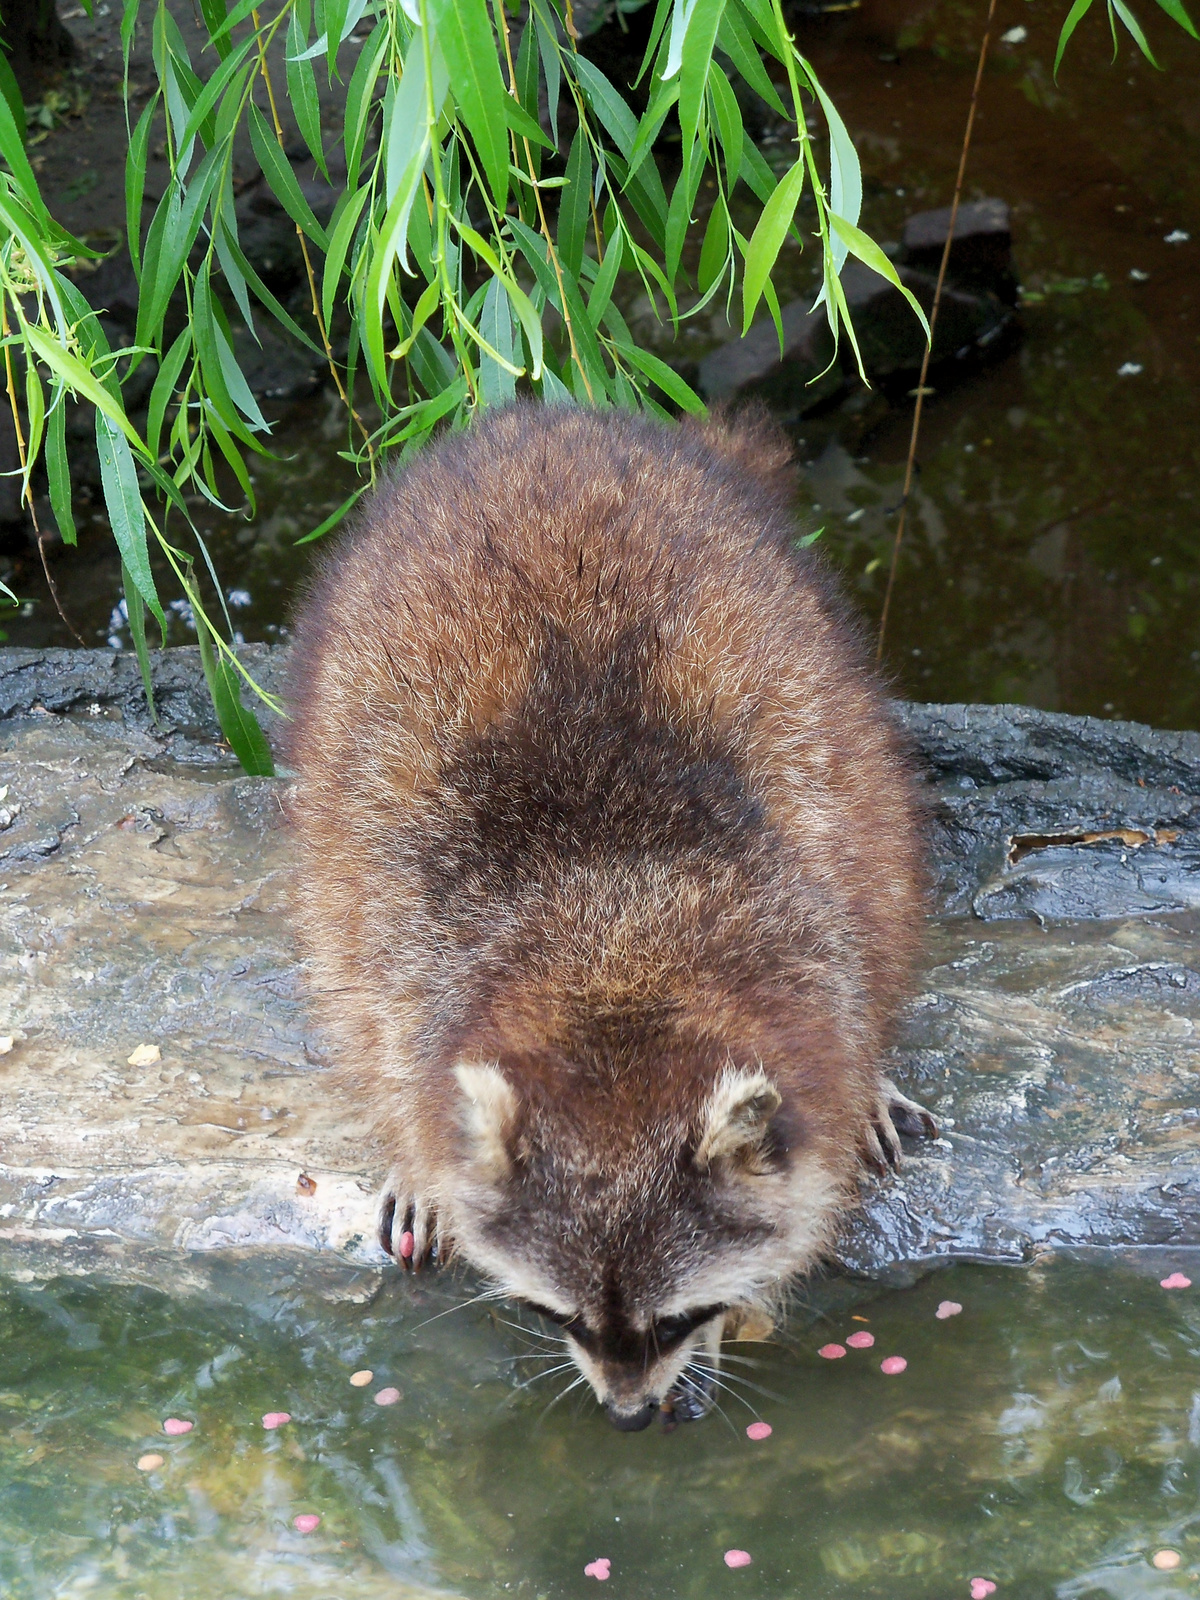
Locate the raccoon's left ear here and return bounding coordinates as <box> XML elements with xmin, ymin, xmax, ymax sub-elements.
<box><xmin>694</xmin><ymin>1068</ymin><xmax>782</xmax><ymax>1172</ymax></box>
<box><xmin>454</xmin><ymin>1063</ymin><xmax>520</xmax><ymax>1181</ymax></box>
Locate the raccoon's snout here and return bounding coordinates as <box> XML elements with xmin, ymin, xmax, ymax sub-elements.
<box><xmin>605</xmin><ymin>1398</ymin><xmax>658</xmax><ymax>1432</ymax></box>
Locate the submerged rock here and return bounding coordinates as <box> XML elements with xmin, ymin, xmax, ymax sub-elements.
<box><xmin>0</xmin><ymin>649</ymin><xmax>1197</xmax><ymax>1295</ymax></box>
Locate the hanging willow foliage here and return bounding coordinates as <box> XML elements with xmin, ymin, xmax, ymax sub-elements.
<box><xmin>0</xmin><ymin>0</ymin><xmax>1192</xmax><ymax>768</ymax></box>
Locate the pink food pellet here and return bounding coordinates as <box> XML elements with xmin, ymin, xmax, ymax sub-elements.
<box><xmin>162</xmin><ymin>1418</ymin><xmax>193</xmax><ymax>1436</ymax></box>
<box><xmin>262</xmin><ymin>1412</ymin><xmax>291</xmax><ymax>1430</ymax></box>
<box><xmin>1152</xmin><ymin>1550</ymin><xmax>1181</xmax><ymax>1570</ymax></box>
<box><xmin>584</xmin><ymin>1558</ymin><xmax>611</xmax><ymax>1581</ymax></box>
<box><xmin>970</xmin><ymin>1580</ymin><xmax>997</xmax><ymax>1598</ymax></box>
<box><xmin>1160</xmin><ymin>1272</ymin><xmax>1192</xmax><ymax>1289</ymax></box>
<box><xmin>846</xmin><ymin>1331</ymin><xmax>875</xmax><ymax>1349</ymax></box>
<box><xmin>936</xmin><ymin>1300</ymin><xmax>963</xmax><ymax>1319</ymax></box>
<box><xmin>399</xmin><ymin>1231</ymin><xmax>415</xmax><ymax>1260</ymax></box>
<box><xmin>293</xmin><ymin>1513</ymin><xmax>321</xmax><ymax>1534</ymax></box>
<box><xmin>724</xmin><ymin>1550</ymin><xmax>753</xmax><ymax>1569</ymax></box>
<box><xmin>374</xmin><ymin>1386</ymin><xmax>401</xmax><ymax>1406</ymax></box>
<box><xmin>880</xmin><ymin>1356</ymin><xmax>908</xmax><ymax>1375</ymax></box>
<box><xmin>818</xmin><ymin>1343</ymin><xmax>846</xmax><ymax>1360</ymax></box>
<box><xmin>746</xmin><ymin>1421</ymin><xmax>772</xmax><ymax>1441</ymax></box>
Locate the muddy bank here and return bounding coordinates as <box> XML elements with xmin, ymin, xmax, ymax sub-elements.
<box><xmin>0</xmin><ymin>648</ymin><xmax>1198</xmax><ymax>1297</ymax></box>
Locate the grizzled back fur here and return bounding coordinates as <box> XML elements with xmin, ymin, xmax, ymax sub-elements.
<box><xmin>287</xmin><ymin>402</ymin><xmax>925</xmax><ymax>1423</ymax></box>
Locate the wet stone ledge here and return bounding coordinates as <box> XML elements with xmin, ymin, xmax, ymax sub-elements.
<box><xmin>0</xmin><ymin>647</ymin><xmax>1198</xmax><ymax>1297</ymax></box>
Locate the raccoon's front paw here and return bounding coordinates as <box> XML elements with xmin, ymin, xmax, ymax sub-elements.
<box><xmin>378</xmin><ymin>1188</ymin><xmax>447</xmax><ymax>1270</ymax></box>
<box><xmin>862</xmin><ymin>1079</ymin><xmax>938</xmax><ymax>1174</ymax></box>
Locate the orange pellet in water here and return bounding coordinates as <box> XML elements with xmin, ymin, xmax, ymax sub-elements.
<box><xmin>350</xmin><ymin>1369</ymin><xmax>374</xmax><ymax>1387</ymax></box>
<box><xmin>1152</xmin><ymin>1550</ymin><xmax>1181</xmax><ymax>1570</ymax></box>
<box><xmin>136</xmin><ymin>1454</ymin><xmax>164</xmax><ymax>1472</ymax></box>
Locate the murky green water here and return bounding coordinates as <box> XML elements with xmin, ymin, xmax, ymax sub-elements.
<box><xmin>5</xmin><ymin>1256</ymin><xmax>1200</xmax><ymax>1598</ymax></box>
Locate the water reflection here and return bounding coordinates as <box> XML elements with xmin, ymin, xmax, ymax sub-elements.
<box><xmin>4</xmin><ymin>1257</ymin><xmax>1200</xmax><ymax>1597</ymax></box>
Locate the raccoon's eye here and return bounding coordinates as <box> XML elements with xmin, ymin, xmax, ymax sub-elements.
<box><xmin>651</xmin><ymin>1304</ymin><xmax>726</xmax><ymax>1347</ymax></box>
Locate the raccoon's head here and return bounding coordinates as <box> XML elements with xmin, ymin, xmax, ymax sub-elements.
<box><xmin>451</xmin><ymin>1057</ymin><xmax>841</xmax><ymax>1430</ymax></box>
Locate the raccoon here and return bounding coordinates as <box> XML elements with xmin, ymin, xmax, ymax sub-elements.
<box><xmin>286</xmin><ymin>402</ymin><xmax>934</xmax><ymax>1431</ymax></box>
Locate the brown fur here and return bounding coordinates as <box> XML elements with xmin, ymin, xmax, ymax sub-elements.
<box><xmin>286</xmin><ymin>402</ymin><xmax>929</xmax><ymax>1428</ymax></box>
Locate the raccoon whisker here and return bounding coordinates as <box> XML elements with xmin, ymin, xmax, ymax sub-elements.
<box><xmin>688</xmin><ymin>1360</ymin><xmax>787</xmax><ymax>1408</ymax></box>
<box><xmin>539</xmin><ymin>1372</ymin><xmax>589</xmax><ymax>1422</ymax></box>
<box><xmin>512</xmin><ymin>1361</ymin><xmax>579</xmax><ymax>1394</ymax></box>
<box><xmin>408</xmin><ymin>1286</ymin><xmax>511</xmax><ymax>1334</ymax></box>
<box><xmin>676</xmin><ymin>1372</ymin><xmax>738</xmax><ymax>1439</ymax></box>
<box><xmin>710</xmin><ymin>1350</ymin><xmax>766</xmax><ymax>1368</ymax></box>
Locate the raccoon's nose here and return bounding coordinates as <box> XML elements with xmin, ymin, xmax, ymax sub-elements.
<box><xmin>605</xmin><ymin>1399</ymin><xmax>658</xmax><ymax>1432</ymax></box>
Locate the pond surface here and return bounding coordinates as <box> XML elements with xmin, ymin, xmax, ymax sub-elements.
<box><xmin>5</xmin><ymin>1255</ymin><xmax>1200</xmax><ymax>1598</ymax></box>
<box><xmin>2</xmin><ymin>0</ymin><xmax>1198</xmax><ymax>730</ymax></box>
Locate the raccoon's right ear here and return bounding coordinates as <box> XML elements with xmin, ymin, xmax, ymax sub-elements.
<box><xmin>454</xmin><ymin>1063</ymin><xmax>519</xmax><ymax>1181</ymax></box>
<box><xmin>694</xmin><ymin>1068</ymin><xmax>783</xmax><ymax>1173</ymax></box>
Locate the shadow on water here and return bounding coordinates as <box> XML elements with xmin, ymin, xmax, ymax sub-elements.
<box><xmin>4</xmin><ymin>1256</ymin><xmax>1200</xmax><ymax>1597</ymax></box>
<box><xmin>1</xmin><ymin>0</ymin><xmax>1197</xmax><ymax>732</ymax></box>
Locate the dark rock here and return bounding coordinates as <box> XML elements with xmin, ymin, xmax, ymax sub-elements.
<box><xmin>2</xmin><ymin>657</ymin><xmax>1200</xmax><ymax>1291</ymax></box>
<box><xmin>0</xmin><ymin>644</ymin><xmax>288</xmax><ymax>763</ymax></box>
<box><xmin>837</xmin><ymin>257</ymin><xmax>1014</xmax><ymax>380</ymax></box>
<box><xmin>697</xmin><ymin>299</ymin><xmax>839</xmax><ymax>411</ymax></box>
<box><xmin>698</xmin><ymin>257</ymin><xmax>1015</xmax><ymax>409</ymax></box>
<box><xmin>901</xmin><ymin>197</ymin><xmax>1017</xmax><ymax>304</ymax></box>
<box><xmin>232</xmin><ymin>323</ymin><xmax>326</xmax><ymax>403</ymax></box>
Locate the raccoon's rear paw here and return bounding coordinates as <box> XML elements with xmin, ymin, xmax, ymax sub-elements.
<box><xmin>379</xmin><ymin>1188</ymin><xmax>447</xmax><ymax>1271</ymax></box>
<box><xmin>862</xmin><ymin>1080</ymin><xmax>939</xmax><ymax>1174</ymax></box>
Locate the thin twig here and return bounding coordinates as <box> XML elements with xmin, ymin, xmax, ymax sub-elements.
<box><xmin>876</xmin><ymin>0</ymin><xmax>1001</xmax><ymax>663</ymax></box>
<box><xmin>0</xmin><ymin>300</ymin><xmax>86</xmax><ymax>646</ymax></box>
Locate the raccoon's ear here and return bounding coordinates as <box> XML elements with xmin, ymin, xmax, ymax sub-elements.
<box><xmin>454</xmin><ymin>1063</ymin><xmax>519</xmax><ymax>1181</ymax></box>
<box><xmin>694</xmin><ymin>1068</ymin><xmax>782</xmax><ymax>1172</ymax></box>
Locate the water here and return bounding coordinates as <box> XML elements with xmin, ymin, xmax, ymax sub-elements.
<box><xmin>4</xmin><ymin>1255</ymin><xmax>1200</xmax><ymax>1598</ymax></box>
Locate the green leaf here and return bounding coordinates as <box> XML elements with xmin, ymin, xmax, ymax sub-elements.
<box><xmin>737</xmin><ymin>131</ymin><xmax>776</xmax><ymax>203</ymax></box>
<box><xmin>698</xmin><ymin>191</ymin><xmax>730</xmax><ymax>294</ymax></box>
<box><xmin>828</xmin><ymin>211</ymin><xmax>931</xmax><ymax>343</ymax></box>
<box><xmin>573</xmin><ymin>56</ymin><xmax>639</xmax><ymax>157</ymax></box>
<box><xmin>807</xmin><ymin>64</ymin><xmax>862</xmax><ymax>270</ymax></box>
<box><xmin>294</xmin><ymin>483</ymin><xmax>370</xmax><ymax>544</ymax></box>
<box><xmin>0</xmin><ymin>82</ymin><xmax>49</xmax><ymax>225</ymax></box>
<box><xmin>479</xmin><ymin>274</ymin><xmax>517</xmax><ymax>405</ymax></box>
<box><xmin>198</xmin><ymin>0</ymin><xmax>232</xmax><ymax>58</ymax></box>
<box><xmin>558</xmin><ymin>127</ymin><xmax>593</xmax><ymax>277</ymax></box>
<box><xmin>1150</xmin><ymin>0</ymin><xmax>1198</xmax><ymax>36</ymax></box>
<box><xmin>286</xmin><ymin>6</ymin><xmax>330</xmax><ymax>179</ymax></box>
<box><xmin>190</xmin><ymin>600</ymin><xmax>276</xmax><ymax>777</ymax></box>
<box><xmin>247</xmin><ymin>101</ymin><xmax>330</xmax><ymax>248</ymax></box>
<box><xmin>505</xmin><ymin>95</ymin><xmax>553</xmax><ymax>149</ymax></box>
<box><xmin>1054</xmin><ymin>0</ymin><xmax>1096</xmax><ymax>71</ymax></box>
<box><xmin>1110</xmin><ymin>0</ymin><xmax>1160</xmax><ymax>61</ymax></box>
<box><xmin>122</xmin><ymin>561</ymin><xmax>160</xmax><ymax>725</ymax></box>
<box><xmin>586</xmin><ymin>233</ymin><xmax>623</xmax><ymax>322</ymax></box>
<box><xmin>343</xmin><ymin>19</ymin><xmax>388</xmax><ymax>187</ymax></box>
<box><xmin>427</xmin><ymin>0</ymin><xmax>510</xmax><ymax>214</ymax></box>
<box><xmin>741</xmin><ymin>154</ymin><xmax>804</xmax><ymax>331</ymax></box>
<box><xmin>533</xmin><ymin>10</ymin><xmax>561</xmax><ymax>146</ymax></box>
<box><xmin>678</xmin><ymin>0</ymin><xmax>726</xmax><ymax>156</ymax></box>
<box><xmin>24</xmin><ymin>324</ymin><xmax>143</xmax><ymax>449</ymax></box>
<box><xmin>45</xmin><ymin>388</ymin><xmax>75</xmax><ymax>547</ymax></box>
<box><xmin>610</xmin><ymin>337</ymin><xmax>706</xmax><ymax>413</ymax></box>
<box><xmin>95</xmin><ymin>409</ymin><xmax>165</xmax><ymax>630</ymax></box>
<box><xmin>125</xmin><ymin>96</ymin><xmax>157</xmax><ymax>276</ymax></box>
<box><xmin>707</xmin><ymin>61</ymin><xmax>743</xmax><ymax>186</ymax></box>
<box><xmin>321</xmin><ymin>183</ymin><xmax>372</xmax><ymax>330</ymax></box>
<box><xmin>715</xmin><ymin>5</ymin><xmax>787</xmax><ymax>117</ymax></box>
<box><xmin>0</xmin><ymin>48</ymin><xmax>26</xmax><ymax>140</ymax></box>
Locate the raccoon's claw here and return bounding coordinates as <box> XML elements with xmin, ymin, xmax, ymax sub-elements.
<box><xmin>379</xmin><ymin>1188</ymin><xmax>446</xmax><ymax>1270</ymax></box>
<box><xmin>863</xmin><ymin>1080</ymin><xmax>938</xmax><ymax>1174</ymax></box>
